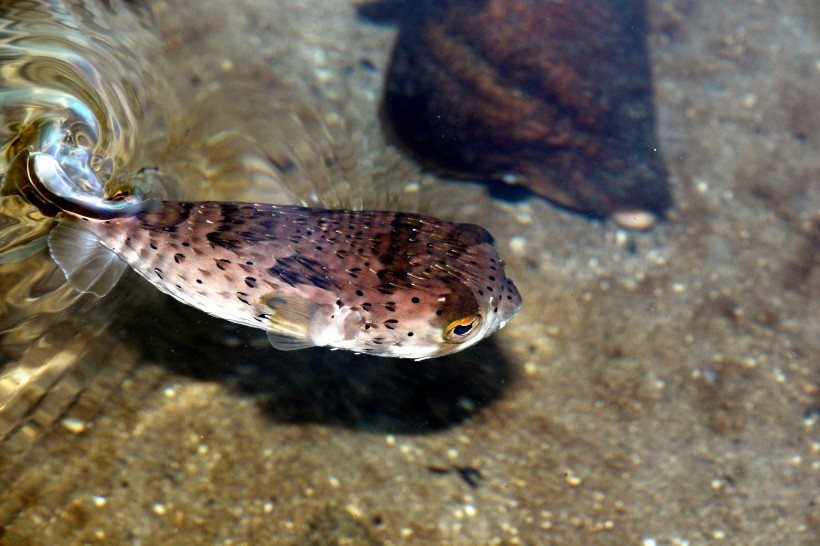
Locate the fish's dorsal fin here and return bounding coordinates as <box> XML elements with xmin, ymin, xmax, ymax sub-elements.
<box><xmin>252</xmin><ymin>103</ymin><xmax>421</xmax><ymax>212</ymax></box>
<box><xmin>262</xmin><ymin>293</ymin><xmax>323</xmax><ymax>351</ymax></box>
<box><xmin>48</xmin><ymin>218</ymin><xmax>127</xmax><ymax>297</ymax></box>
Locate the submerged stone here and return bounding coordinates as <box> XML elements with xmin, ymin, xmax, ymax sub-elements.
<box><xmin>375</xmin><ymin>0</ymin><xmax>672</xmax><ymax>223</ymax></box>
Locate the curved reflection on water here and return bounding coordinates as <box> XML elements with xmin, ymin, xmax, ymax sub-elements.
<box><xmin>0</xmin><ymin>0</ymin><xmax>440</xmax><ymax>528</ymax></box>
<box><xmin>0</xmin><ymin>0</ymin><xmax>169</xmax><ymax>510</ymax></box>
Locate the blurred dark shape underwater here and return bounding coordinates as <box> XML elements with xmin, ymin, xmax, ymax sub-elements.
<box><xmin>363</xmin><ymin>0</ymin><xmax>671</xmax><ymax>226</ymax></box>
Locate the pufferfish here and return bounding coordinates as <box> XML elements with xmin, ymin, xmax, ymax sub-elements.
<box><xmin>5</xmin><ymin>151</ymin><xmax>521</xmax><ymax>359</ymax></box>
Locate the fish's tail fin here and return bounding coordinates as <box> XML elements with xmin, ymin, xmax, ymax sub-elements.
<box><xmin>2</xmin><ymin>150</ymin><xmax>128</xmax><ymax>295</ymax></box>
<box><xmin>47</xmin><ymin>217</ymin><xmax>127</xmax><ymax>297</ymax></box>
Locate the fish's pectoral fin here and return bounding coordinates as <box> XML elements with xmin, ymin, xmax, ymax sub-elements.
<box><xmin>262</xmin><ymin>292</ymin><xmax>325</xmax><ymax>351</ymax></box>
<box><xmin>266</xmin><ymin>331</ymin><xmax>317</xmax><ymax>351</ymax></box>
<box><xmin>48</xmin><ymin>218</ymin><xmax>127</xmax><ymax>297</ymax></box>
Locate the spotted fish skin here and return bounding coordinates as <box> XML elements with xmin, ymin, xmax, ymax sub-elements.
<box><xmin>10</xmin><ymin>150</ymin><xmax>521</xmax><ymax>359</ymax></box>
<box><xmin>76</xmin><ymin>201</ymin><xmax>520</xmax><ymax>358</ymax></box>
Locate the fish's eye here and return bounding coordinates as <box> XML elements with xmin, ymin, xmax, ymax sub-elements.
<box><xmin>443</xmin><ymin>315</ymin><xmax>481</xmax><ymax>342</ymax></box>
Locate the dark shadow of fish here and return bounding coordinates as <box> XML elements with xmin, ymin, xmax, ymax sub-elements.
<box><xmin>117</xmin><ymin>278</ymin><xmax>517</xmax><ymax>433</ymax></box>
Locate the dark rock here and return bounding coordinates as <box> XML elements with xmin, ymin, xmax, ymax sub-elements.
<box><xmin>373</xmin><ymin>0</ymin><xmax>672</xmax><ymax>222</ymax></box>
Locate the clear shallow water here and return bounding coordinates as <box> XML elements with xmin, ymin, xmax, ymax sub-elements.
<box><xmin>1</xmin><ymin>1</ymin><xmax>818</xmax><ymax>545</ymax></box>
<box><xmin>0</xmin><ymin>0</ymin><xmax>169</xmax><ymax>335</ymax></box>
<box><xmin>0</xmin><ymin>0</ymin><xmax>173</xmax><ymax>516</ymax></box>
<box><xmin>0</xmin><ymin>0</ymin><xmax>433</xmax><ymax>524</ymax></box>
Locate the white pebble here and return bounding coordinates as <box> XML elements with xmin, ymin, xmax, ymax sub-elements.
<box><xmin>61</xmin><ymin>418</ymin><xmax>87</xmax><ymax>434</ymax></box>
<box><xmin>508</xmin><ymin>235</ymin><xmax>527</xmax><ymax>256</ymax></box>
<box><xmin>613</xmin><ymin>209</ymin><xmax>656</xmax><ymax>230</ymax></box>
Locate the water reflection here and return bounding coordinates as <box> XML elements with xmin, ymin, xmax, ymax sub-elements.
<box><xmin>0</xmin><ymin>0</ymin><xmax>170</xmax><ymax>513</ymax></box>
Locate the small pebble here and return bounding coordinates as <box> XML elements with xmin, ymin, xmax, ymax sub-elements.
<box><xmin>61</xmin><ymin>418</ymin><xmax>87</xmax><ymax>434</ymax></box>
<box><xmin>564</xmin><ymin>470</ymin><xmax>582</xmax><ymax>486</ymax></box>
<box><xmin>613</xmin><ymin>209</ymin><xmax>656</xmax><ymax>230</ymax></box>
<box><xmin>508</xmin><ymin>235</ymin><xmax>527</xmax><ymax>256</ymax></box>
<box><xmin>740</xmin><ymin>93</ymin><xmax>757</xmax><ymax>108</ymax></box>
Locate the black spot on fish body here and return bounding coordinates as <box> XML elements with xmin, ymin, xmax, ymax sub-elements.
<box><xmin>308</xmin><ymin>274</ymin><xmax>335</xmax><ymax>290</ymax></box>
<box><xmin>269</xmin><ymin>255</ymin><xmax>340</xmax><ymax>290</ymax></box>
<box><xmin>207</xmin><ymin>231</ymin><xmax>242</xmax><ymax>250</ymax></box>
<box><xmin>219</xmin><ymin>204</ymin><xmax>239</xmax><ymax>216</ymax></box>
<box><xmin>240</xmin><ymin>230</ymin><xmax>261</xmax><ymax>240</ymax></box>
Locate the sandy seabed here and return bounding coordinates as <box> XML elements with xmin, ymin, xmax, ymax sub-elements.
<box><xmin>0</xmin><ymin>1</ymin><xmax>817</xmax><ymax>545</ymax></box>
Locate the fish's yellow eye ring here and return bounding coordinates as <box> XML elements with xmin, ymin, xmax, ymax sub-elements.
<box><xmin>443</xmin><ymin>314</ymin><xmax>482</xmax><ymax>343</ymax></box>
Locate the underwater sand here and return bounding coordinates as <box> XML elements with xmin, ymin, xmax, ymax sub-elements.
<box><xmin>0</xmin><ymin>0</ymin><xmax>818</xmax><ymax>544</ymax></box>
